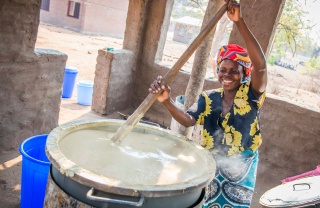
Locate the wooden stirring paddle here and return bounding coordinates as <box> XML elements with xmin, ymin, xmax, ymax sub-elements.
<box><xmin>111</xmin><ymin>4</ymin><xmax>227</xmax><ymax>145</ymax></box>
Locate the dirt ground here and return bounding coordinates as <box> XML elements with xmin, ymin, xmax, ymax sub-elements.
<box><xmin>0</xmin><ymin>23</ymin><xmax>319</xmax><ymax>208</ymax></box>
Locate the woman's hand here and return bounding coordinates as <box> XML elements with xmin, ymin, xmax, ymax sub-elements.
<box><xmin>226</xmin><ymin>0</ymin><xmax>241</xmax><ymax>22</ymax></box>
<box><xmin>225</xmin><ymin>0</ymin><xmax>267</xmax><ymax>97</ymax></box>
<box><xmin>149</xmin><ymin>76</ymin><xmax>196</xmax><ymax>127</ymax></box>
<box><xmin>148</xmin><ymin>76</ymin><xmax>171</xmax><ymax>103</ymax></box>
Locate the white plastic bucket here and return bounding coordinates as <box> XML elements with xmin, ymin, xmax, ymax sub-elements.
<box><xmin>77</xmin><ymin>80</ymin><xmax>94</xmax><ymax>106</ymax></box>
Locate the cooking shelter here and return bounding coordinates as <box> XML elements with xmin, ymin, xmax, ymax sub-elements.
<box><xmin>0</xmin><ymin>0</ymin><xmax>320</xmax><ymax>207</ymax></box>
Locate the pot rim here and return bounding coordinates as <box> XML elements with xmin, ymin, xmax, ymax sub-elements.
<box><xmin>46</xmin><ymin>118</ymin><xmax>216</xmax><ymax>197</ymax></box>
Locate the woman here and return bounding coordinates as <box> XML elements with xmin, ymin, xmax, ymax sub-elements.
<box><xmin>149</xmin><ymin>0</ymin><xmax>267</xmax><ymax>207</ymax></box>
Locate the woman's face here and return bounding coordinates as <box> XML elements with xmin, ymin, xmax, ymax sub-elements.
<box><xmin>218</xmin><ymin>59</ymin><xmax>244</xmax><ymax>91</ymax></box>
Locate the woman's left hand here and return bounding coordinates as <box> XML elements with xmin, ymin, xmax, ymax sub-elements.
<box><xmin>226</xmin><ymin>0</ymin><xmax>241</xmax><ymax>22</ymax></box>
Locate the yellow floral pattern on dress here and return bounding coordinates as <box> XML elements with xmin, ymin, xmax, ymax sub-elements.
<box><xmin>222</xmin><ymin>115</ymin><xmax>244</xmax><ymax>156</ymax></box>
<box><xmin>217</xmin><ymin>88</ymin><xmax>224</xmax><ymax>95</ymax></box>
<box><xmin>234</xmin><ymin>83</ymin><xmax>251</xmax><ymax>115</ymax></box>
<box><xmin>257</xmin><ymin>91</ymin><xmax>266</xmax><ymax>108</ymax></box>
<box><xmin>200</xmin><ymin>129</ymin><xmax>214</xmax><ymax>149</ymax></box>
<box><xmin>196</xmin><ymin>92</ymin><xmax>212</xmax><ymax>125</ymax></box>
<box><xmin>250</xmin><ymin>117</ymin><xmax>259</xmax><ymax>136</ymax></box>
<box><xmin>221</xmin><ymin>113</ymin><xmax>230</xmax><ymax>132</ymax></box>
<box><xmin>188</xmin><ymin>82</ymin><xmax>266</xmax><ymax>156</ymax></box>
<box><xmin>251</xmin><ymin>134</ymin><xmax>262</xmax><ymax>152</ymax></box>
<box><xmin>218</xmin><ymin>82</ymin><xmax>264</xmax><ymax>155</ymax></box>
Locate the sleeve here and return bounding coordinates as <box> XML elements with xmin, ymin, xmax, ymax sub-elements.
<box><xmin>247</xmin><ymin>83</ymin><xmax>266</xmax><ymax>109</ymax></box>
<box><xmin>186</xmin><ymin>93</ymin><xmax>206</xmax><ymax>125</ymax></box>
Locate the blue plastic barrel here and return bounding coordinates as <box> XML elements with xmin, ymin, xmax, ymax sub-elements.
<box><xmin>62</xmin><ymin>66</ymin><xmax>79</xmax><ymax>98</ymax></box>
<box><xmin>19</xmin><ymin>134</ymin><xmax>51</xmax><ymax>208</ymax></box>
<box><xmin>77</xmin><ymin>80</ymin><xmax>94</xmax><ymax>106</ymax></box>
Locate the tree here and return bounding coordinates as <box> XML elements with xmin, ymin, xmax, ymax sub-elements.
<box><xmin>171</xmin><ymin>0</ymin><xmax>208</xmax><ymax>20</ymax></box>
<box><xmin>269</xmin><ymin>0</ymin><xmax>316</xmax><ymax>62</ymax></box>
<box><xmin>170</xmin><ymin>0</ymin><xmax>225</xmax><ymax>136</ymax></box>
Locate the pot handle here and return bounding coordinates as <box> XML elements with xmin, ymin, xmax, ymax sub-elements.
<box><xmin>293</xmin><ymin>183</ymin><xmax>310</xmax><ymax>191</ymax></box>
<box><xmin>86</xmin><ymin>188</ymin><xmax>145</xmax><ymax>207</ymax></box>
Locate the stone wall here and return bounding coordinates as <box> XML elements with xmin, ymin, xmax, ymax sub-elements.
<box><xmin>0</xmin><ymin>0</ymin><xmax>67</xmax><ymax>152</ymax></box>
<box><xmin>0</xmin><ymin>50</ymin><xmax>67</xmax><ymax>152</ymax></box>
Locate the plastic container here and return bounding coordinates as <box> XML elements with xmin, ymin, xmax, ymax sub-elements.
<box><xmin>281</xmin><ymin>165</ymin><xmax>320</xmax><ymax>183</ymax></box>
<box><xmin>77</xmin><ymin>80</ymin><xmax>94</xmax><ymax>106</ymax></box>
<box><xmin>19</xmin><ymin>134</ymin><xmax>51</xmax><ymax>208</ymax></box>
<box><xmin>62</xmin><ymin>66</ymin><xmax>79</xmax><ymax>98</ymax></box>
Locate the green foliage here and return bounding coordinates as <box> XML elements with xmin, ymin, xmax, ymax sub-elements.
<box><xmin>305</xmin><ymin>56</ymin><xmax>320</xmax><ymax>71</ymax></box>
<box><xmin>270</xmin><ymin>0</ymin><xmax>316</xmax><ymax>58</ymax></box>
<box><xmin>267</xmin><ymin>54</ymin><xmax>278</xmax><ymax>66</ymax></box>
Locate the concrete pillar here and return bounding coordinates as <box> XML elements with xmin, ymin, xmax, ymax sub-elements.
<box><xmin>0</xmin><ymin>0</ymin><xmax>67</xmax><ymax>152</ymax></box>
<box><xmin>93</xmin><ymin>0</ymin><xmax>174</xmax><ymax>115</ymax></box>
<box><xmin>92</xmin><ymin>49</ymin><xmax>134</xmax><ymax>115</ymax></box>
<box><xmin>138</xmin><ymin>0</ymin><xmax>174</xmax><ymax>64</ymax></box>
<box><xmin>123</xmin><ymin>0</ymin><xmax>149</xmax><ymax>60</ymax></box>
<box><xmin>228</xmin><ymin>0</ymin><xmax>286</xmax><ymax>57</ymax></box>
<box><xmin>0</xmin><ymin>0</ymin><xmax>40</xmax><ymax>62</ymax></box>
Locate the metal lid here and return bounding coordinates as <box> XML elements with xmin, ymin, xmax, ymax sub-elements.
<box><xmin>260</xmin><ymin>176</ymin><xmax>320</xmax><ymax>207</ymax></box>
<box><xmin>46</xmin><ymin>119</ymin><xmax>216</xmax><ymax>198</ymax></box>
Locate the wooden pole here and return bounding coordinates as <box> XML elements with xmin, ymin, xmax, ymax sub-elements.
<box><xmin>111</xmin><ymin>4</ymin><xmax>227</xmax><ymax>144</ymax></box>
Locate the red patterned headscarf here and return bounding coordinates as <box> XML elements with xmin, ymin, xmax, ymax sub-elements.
<box><xmin>216</xmin><ymin>44</ymin><xmax>252</xmax><ymax>81</ymax></box>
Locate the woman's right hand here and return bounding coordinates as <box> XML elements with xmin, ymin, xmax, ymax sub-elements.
<box><xmin>226</xmin><ymin>0</ymin><xmax>241</xmax><ymax>23</ymax></box>
<box><xmin>148</xmin><ymin>76</ymin><xmax>171</xmax><ymax>103</ymax></box>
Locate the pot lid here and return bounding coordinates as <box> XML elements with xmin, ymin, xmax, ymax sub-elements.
<box><xmin>46</xmin><ymin>119</ymin><xmax>216</xmax><ymax>197</ymax></box>
<box><xmin>260</xmin><ymin>176</ymin><xmax>320</xmax><ymax>207</ymax></box>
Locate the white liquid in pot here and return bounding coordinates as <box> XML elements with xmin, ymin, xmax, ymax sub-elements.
<box><xmin>58</xmin><ymin>129</ymin><xmax>206</xmax><ymax>186</ymax></box>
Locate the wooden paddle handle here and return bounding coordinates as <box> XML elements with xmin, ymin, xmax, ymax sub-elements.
<box><xmin>112</xmin><ymin>4</ymin><xmax>227</xmax><ymax>144</ymax></box>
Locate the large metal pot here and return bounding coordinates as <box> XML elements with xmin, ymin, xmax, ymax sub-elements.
<box><xmin>260</xmin><ymin>175</ymin><xmax>320</xmax><ymax>208</ymax></box>
<box><xmin>46</xmin><ymin>119</ymin><xmax>216</xmax><ymax>208</ymax></box>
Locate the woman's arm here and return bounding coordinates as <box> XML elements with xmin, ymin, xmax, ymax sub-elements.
<box><xmin>162</xmin><ymin>98</ymin><xmax>196</xmax><ymax>127</ymax></box>
<box><xmin>149</xmin><ymin>76</ymin><xmax>196</xmax><ymax>127</ymax></box>
<box><xmin>227</xmin><ymin>0</ymin><xmax>267</xmax><ymax>97</ymax></box>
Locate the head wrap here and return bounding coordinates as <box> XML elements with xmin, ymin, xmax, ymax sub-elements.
<box><xmin>216</xmin><ymin>44</ymin><xmax>252</xmax><ymax>82</ymax></box>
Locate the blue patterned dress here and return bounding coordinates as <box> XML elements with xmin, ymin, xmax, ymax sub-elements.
<box><xmin>186</xmin><ymin>81</ymin><xmax>266</xmax><ymax>208</ymax></box>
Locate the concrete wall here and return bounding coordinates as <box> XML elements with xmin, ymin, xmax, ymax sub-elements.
<box><xmin>81</xmin><ymin>0</ymin><xmax>129</xmax><ymax>38</ymax></box>
<box><xmin>253</xmin><ymin>95</ymin><xmax>320</xmax><ymax>206</ymax></box>
<box><xmin>0</xmin><ymin>0</ymin><xmax>67</xmax><ymax>153</ymax></box>
<box><xmin>40</xmin><ymin>0</ymin><xmax>83</xmax><ymax>32</ymax></box>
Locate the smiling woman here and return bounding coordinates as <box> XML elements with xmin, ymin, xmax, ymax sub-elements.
<box><xmin>148</xmin><ymin>0</ymin><xmax>267</xmax><ymax>207</ymax></box>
